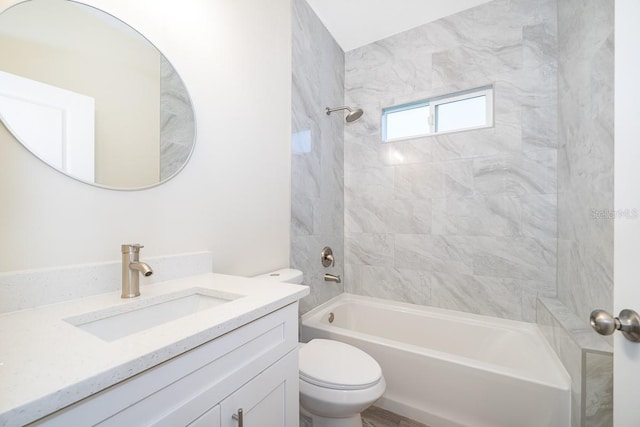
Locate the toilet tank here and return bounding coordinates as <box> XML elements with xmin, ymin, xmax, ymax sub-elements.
<box><xmin>253</xmin><ymin>268</ymin><xmax>303</xmax><ymax>284</ymax></box>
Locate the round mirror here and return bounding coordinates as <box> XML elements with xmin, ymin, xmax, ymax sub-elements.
<box><xmin>0</xmin><ymin>0</ymin><xmax>196</xmax><ymax>190</ymax></box>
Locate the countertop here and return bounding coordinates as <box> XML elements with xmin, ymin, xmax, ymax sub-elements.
<box><xmin>0</xmin><ymin>273</ymin><xmax>309</xmax><ymax>426</ymax></box>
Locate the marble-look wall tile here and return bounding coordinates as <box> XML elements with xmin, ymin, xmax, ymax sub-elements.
<box><xmin>292</xmin><ymin>234</ymin><xmax>344</xmax><ymax>314</ymax></box>
<box><xmin>345</xmin><ymin>264</ymin><xmax>431</xmax><ymax>306</ymax></box>
<box><xmin>394</xmin><ymin>235</ymin><xmax>474</xmax><ymax>275</ymax></box>
<box><xmin>557</xmin><ymin>239</ymin><xmax>613</xmax><ymax>341</ymax></box>
<box><xmin>556</xmin><ymin>0</ymin><xmax>614</xmax><ymax>336</ymax></box>
<box><xmin>291</xmin><ymin>0</ymin><xmax>344</xmax><ymax>314</ymax></box>
<box><xmin>344</xmin><ymin>0</ymin><xmax>558</xmax><ymax>322</ymax></box>
<box><xmin>345</xmin><ymin>233</ymin><xmax>394</xmax><ymax>267</ymax></box>
<box><xmin>473</xmin><ymin>236</ymin><xmax>556</xmax><ymax>283</ymax></box>
<box><xmin>537</xmin><ymin>299</ymin><xmax>583</xmax><ymax>427</ymax></box>
<box><xmin>522</xmin><ymin>21</ymin><xmax>558</xmax><ymax>152</ymax></box>
<box><xmin>473</xmin><ymin>155</ymin><xmax>508</xmax><ymax>195</ymax></box>
<box><xmin>346</xmin><ymin>199</ymin><xmax>431</xmax><ymax>235</ymax></box>
<box><xmin>431</xmin><ymin>43</ymin><xmax>522</xmax><ymax>90</ymax></box>
<box><xmin>431</xmin><ymin>271</ymin><xmax>523</xmax><ymax>319</ymax></box>
<box><xmin>345</xmin><ymin>166</ymin><xmax>395</xmax><ymax>202</ymax></box>
<box><xmin>379</xmin><ymin>138</ymin><xmax>433</xmax><ymax>166</ymax></box>
<box><xmin>584</xmin><ymin>352</ymin><xmax>613</xmax><ymax>427</ymax></box>
<box><xmin>345</xmin><ymin>135</ymin><xmax>385</xmax><ymax>172</ymax></box>
<box><xmin>291</xmin><ymin>193</ymin><xmax>314</xmax><ymax>237</ymax></box>
<box><xmin>394</xmin><ymin>163</ymin><xmax>445</xmax><ymax>200</ymax></box>
<box><xmin>431</xmin><ymin>121</ymin><xmax>521</xmax><ymax>162</ymax></box>
<box><xmin>537</xmin><ymin>297</ymin><xmax>613</xmax><ymax>427</ymax></box>
<box><xmin>432</xmin><ymin>195</ymin><xmax>520</xmax><ymax>237</ymax></box>
<box><xmin>520</xmin><ymin>193</ymin><xmax>557</xmax><ymax>240</ymax></box>
<box><xmin>504</xmin><ymin>149</ymin><xmax>557</xmax><ymax>196</ymax></box>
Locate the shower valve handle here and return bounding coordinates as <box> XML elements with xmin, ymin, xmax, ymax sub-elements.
<box><xmin>590</xmin><ymin>309</ymin><xmax>640</xmax><ymax>342</ymax></box>
<box><xmin>321</xmin><ymin>246</ymin><xmax>335</xmax><ymax>268</ymax></box>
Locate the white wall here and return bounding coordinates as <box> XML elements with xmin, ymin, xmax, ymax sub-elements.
<box><xmin>0</xmin><ymin>0</ymin><xmax>292</xmax><ymax>275</ymax></box>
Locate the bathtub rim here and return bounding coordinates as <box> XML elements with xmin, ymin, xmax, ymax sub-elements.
<box><xmin>301</xmin><ymin>293</ymin><xmax>570</xmax><ymax>391</ymax></box>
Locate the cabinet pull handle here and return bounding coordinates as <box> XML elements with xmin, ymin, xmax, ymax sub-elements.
<box><xmin>232</xmin><ymin>408</ymin><xmax>243</xmax><ymax>427</ymax></box>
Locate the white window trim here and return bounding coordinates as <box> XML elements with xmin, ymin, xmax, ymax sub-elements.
<box><xmin>382</xmin><ymin>85</ymin><xmax>494</xmax><ymax>142</ymax></box>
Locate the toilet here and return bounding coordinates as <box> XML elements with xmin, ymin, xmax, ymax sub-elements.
<box><xmin>253</xmin><ymin>269</ymin><xmax>386</xmax><ymax>427</ymax></box>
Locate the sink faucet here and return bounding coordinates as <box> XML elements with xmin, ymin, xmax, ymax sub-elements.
<box><xmin>121</xmin><ymin>244</ymin><xmax>153</xmax><ymax>298</ymax></box>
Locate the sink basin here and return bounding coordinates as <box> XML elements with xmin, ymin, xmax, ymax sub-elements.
<box><xmin>64</xmin><ymin>288</ymin><xmax>243</xmax><ymax>342</ymax></box>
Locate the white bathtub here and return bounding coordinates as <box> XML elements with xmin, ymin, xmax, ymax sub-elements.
<box><xmin>301</xmin><ymin>293</ymin><xmax>570</xmax><ymax>427</ymax></box>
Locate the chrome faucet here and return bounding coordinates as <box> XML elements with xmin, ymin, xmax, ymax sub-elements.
<box><xmin>121</xmin><ymin>244</ymin><xmax>153</xmax><ymax>298</ymax></box>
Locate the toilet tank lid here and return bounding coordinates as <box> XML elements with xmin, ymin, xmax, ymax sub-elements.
<box><xmin>252</xmin><ymin>268</ymin><xmax>303</xmax><ymax>284</ymax></box>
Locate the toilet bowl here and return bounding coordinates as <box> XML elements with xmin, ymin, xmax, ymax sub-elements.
<box><xmin>299</xmin><ymin>339</ymin><xmax>386</xmax><ymax>427</ymax></box>
<box><xmin>253</xmin><ymin>269</ymin><xmax>386</xmax><ymax>426</ymax></box>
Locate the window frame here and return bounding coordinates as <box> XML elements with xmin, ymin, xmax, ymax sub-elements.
<box><xmin>381</xmin><ymin>85</ymin><xmax>494</xmax><ymax>142</ymax></box>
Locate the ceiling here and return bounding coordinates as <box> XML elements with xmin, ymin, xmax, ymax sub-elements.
<box><xmin>304</xmin><ymin>0</ymin><xmax>493</xmax><ymax>52</ymax></box>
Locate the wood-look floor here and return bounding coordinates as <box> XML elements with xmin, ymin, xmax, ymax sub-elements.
<box><xmin>362</xmin><ymin>406</ymin><xmax>431</xmax><ymax>427</ymax></box>
<box><xmin>300</xmin><ymin>405</ymin><xmax>430</xmax><ymax>427</ymax></box>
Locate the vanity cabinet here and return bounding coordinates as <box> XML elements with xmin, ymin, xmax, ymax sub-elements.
<box><xmin>31</xmin><ymin>303</ymin><xmax>299</xmax><ymax>426</ymax></box>
<box><xmin>188</xmin><ymin>349</ymin><xmax>297</xmax><ymax>427</ymax></box>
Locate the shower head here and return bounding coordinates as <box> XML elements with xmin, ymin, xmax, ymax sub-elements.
<box><xmin>325</xmin><ymin>106</ymin><xmax>364</xmax><ymax>123</ymax></box>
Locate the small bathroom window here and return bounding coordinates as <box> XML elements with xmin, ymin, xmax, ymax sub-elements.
<box><xmin>382</xmin><ymin>86</ymin><xmax>493</xmax><ymax>142</ymax></box>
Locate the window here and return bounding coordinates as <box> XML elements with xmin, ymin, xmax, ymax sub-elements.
<box><xmin>381</xmin><ymin>86</ymin><xmax>493</xmax><ymax>142</ymax></box>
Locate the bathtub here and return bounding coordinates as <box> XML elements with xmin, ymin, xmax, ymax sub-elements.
<box><xmin>301</xmin><ymin>293</ymin><xmax>570</xmax><ymax>427</ymax></box>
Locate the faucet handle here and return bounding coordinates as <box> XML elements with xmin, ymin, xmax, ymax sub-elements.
<box><xmin>121</xmin><ymin>243</ymin><xmax>144</xmax><ymax>253</ymax></box>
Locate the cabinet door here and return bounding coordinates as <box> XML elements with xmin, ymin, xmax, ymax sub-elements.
<box><xmin>221</xmin><ymin>350</ymin><xmax>298</xmax><ymax>427</ymax></box>
<box><xmin>189</xmin><ymin>405</ymin><xmax>220</xmax><ymax>427</ymax></box>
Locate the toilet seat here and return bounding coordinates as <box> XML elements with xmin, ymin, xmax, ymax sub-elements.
<box><xmin>299</xmin><ymin>339</ymin><xmax>382</xmax><ymax>390</ymax></box>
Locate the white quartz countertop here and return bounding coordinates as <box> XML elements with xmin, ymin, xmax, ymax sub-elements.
<box><xmin>0</xmin><ymin>273</ymin><xmax>309</xmax><ymax>426</ymax></box>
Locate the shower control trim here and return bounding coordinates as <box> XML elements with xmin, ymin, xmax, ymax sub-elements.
<box><xmin>321</xmin><ymin>246</ymin><xmax>335</xmax><ymax>268</ymax></box>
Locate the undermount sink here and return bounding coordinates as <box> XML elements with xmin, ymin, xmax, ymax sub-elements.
<box><xmin>64</xmin><ymin>288</ymin><xmax>243</xmax><ymax>342</ymax></box>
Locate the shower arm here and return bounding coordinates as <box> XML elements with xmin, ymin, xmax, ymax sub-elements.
<box><xmin>326</xmin><ymin>106</ymin><xmax>353</xmax><ymax>114</ymax></box>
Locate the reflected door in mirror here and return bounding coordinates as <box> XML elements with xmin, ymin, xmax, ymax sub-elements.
<box><xmin>0</xmin><ymin>0</ymin><xmax>195</xmax><ymax>190</ymax></box>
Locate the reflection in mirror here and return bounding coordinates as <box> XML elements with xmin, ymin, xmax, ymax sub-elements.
<box><xmin>0</xmin><ymin>0</ymin><xmax>196</xmax><ymax>190</ymax></box>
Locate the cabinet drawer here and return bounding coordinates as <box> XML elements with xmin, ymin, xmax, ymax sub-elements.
<box><xmin>32</xmin><ymin>303</ymin><xmax>298</xmax><ymax>426</ymax></box>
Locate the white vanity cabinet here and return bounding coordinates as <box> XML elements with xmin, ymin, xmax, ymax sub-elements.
<box><xmin>31</xmin><ymin>303</ymin><xmax>300</xmax><ymax>427</ymax></box>
<box><xmin>188</xmin><ymin>349</ymin><xmax>297</xmax><ymax>427</ymax></box>
<box><xmin>190</xmin><ymin>350</ymin><xmax>297</xmax><ymax>427</ymax></box>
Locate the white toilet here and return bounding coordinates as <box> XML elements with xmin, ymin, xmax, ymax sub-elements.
<box><xmin>253</xmin><ymin>269</ymin><xmax>386</xmax><ymax>427</ymax></box>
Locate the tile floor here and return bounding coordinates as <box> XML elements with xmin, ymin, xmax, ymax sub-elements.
<box><xmin>362</xmin><ymin>406</ymin><xmax>431</xmax><ymax>427</ymax></box>
<box><xmin>300</xmin><ymin>405</ymin><xmax>430</xmax><ymax>427</ymax></box>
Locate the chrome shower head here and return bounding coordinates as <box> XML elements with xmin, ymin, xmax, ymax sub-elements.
<box><xmin>325</xmin><ymin>106</ymin><xmax>364</xmax><ymax>123</ymax></box>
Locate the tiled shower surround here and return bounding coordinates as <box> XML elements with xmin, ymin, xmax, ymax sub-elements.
<box><xmin>292</xmin><ymin>0</ymin><xmax>614</xmax><ymax>425</ymax></box>
<box><xmin>291</xmin><ymin>0</ymin><xmax>345</xmax><ymax>313</ymax></box>
<box><xmin>541</xmin><ymin>1</ymin><xmax>614</xmax><ymax>426</ymax></box>
<box><xmin>344</xmin><ymin>0</ymin><xmax>558</xmax><ymax>322</ymax></box>
<box><xmin>556</xmin><ymin>0</ymin><xmax>614</xmax><ymax>336</ymax></box>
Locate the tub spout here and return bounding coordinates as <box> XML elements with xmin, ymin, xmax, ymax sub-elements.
<box><xmin>324</xmin><ymin>273</ymin><xmax>341</xmax><ymax>283</ymax></box>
